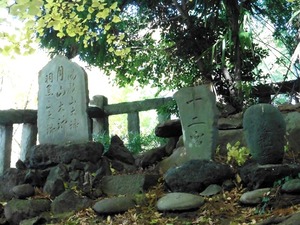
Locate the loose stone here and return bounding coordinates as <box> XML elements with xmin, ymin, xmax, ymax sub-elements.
<box><xmin>157</xmin><ymin>192</ymin><xmax>204</xmax><ymax>212</ymax></box>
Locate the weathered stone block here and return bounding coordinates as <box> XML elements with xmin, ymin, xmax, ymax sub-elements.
<box><xmin>173</xmin><ymin>85</ymin><xmax>218</xmax><ymax>160</ymax></box>
<box><xmin>38</xmin><ymin>55</ymin><xmax>91</xmax><ymax>145</ymax></box>
<box><xmin>164</xmin><ymin>159</ymin><xmax>234</xmax><ymax>193</ymax></box>
<box><xmin>100</xmin><ymin>174</ymin><xmax>159</xmax><ymax>196</ymax></box>
<box><xmin>243</xmin><ymin>104</ymin><xmax>286</xmax><ymax>164</ymax></box>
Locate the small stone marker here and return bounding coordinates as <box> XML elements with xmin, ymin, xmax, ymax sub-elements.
<box><xmin>243</xmin><ymin>104</ymin><xmax>286</xmax><ymax>164</ymax></box>
<box><xmin>173</xmin><ymin>85</ymin><xmax>218</xmax><ymax>160</ymax></box>
<box><xmin>38</xmin><ymin>55</ymin><xmax>91</xmax><ymax>145</ymax></box>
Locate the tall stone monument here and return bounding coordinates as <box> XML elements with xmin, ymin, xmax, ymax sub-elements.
<box><xmin>173</xmin><ymin>85</ymin><xmax>218</xmax><ymax>160</ymax></box>
<box><xmin>38</xmin><ymin>55</ymin><xmax>91</xmax><ymax>145</ymax></box>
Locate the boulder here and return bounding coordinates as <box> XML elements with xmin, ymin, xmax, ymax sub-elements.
<box><xmin>12</xmin><ymin>184</ymin><xmax>35</xmax><ymax>199</ymax></box>
<box><xmin>158</xmin><ymin>147</ymin><xmax>189</xmax><ymax>174</ymax></box>
<box><xmin>105</xmin><ymin>135</ymin><xmax>135</xmax><ymax>165</ymax></box>
<box><xmin>4</xmin><ymin>199</ymin><xmax>51</xmax><ymax>225</ymax></box>
<box><xmin>0</xmin><ymin>168</ymin><xmax>27</xmax><ymax>201</ymax></box>
<box><xmin>43</xmin><ymin>164</ymin><xmax>69</xmax><ymax>198</ymax></box>
<box><xmin>137</xmin><ymin>146</ymin><xmax>168</xmax><ymax>168</ymax></box>
<box><xmin>157</xmin><ymin>192</ymin><xmax>204</xmax><ymax>212</ymax></box>
<box><xmin>164</xmin><ymin>159</ymin><xmax>234</xmax><ymax>193</ymax></box>
<box><xmin>51</xmin><ymin>190</ymin><xmax>93</xmax><ymax>214</ymax></box>
<box><xmin>155</xmin><ymin>119</ymin><xmax>182</xmax><ymax>138</ymax></box>
<box><xmin>243</xmin><ymin>104</ymin><xmax>286</xmax><ymax>164</ymax></box>
<box><xmin>281</xmin><ymin>179</ymin><xmax>300</xmax><ymax>194</ymax></box>
<box><xmin>240</xmin><ymin>188</ymin><xmax>271</xmax><ymax>205</ymax></box>
<box><xmin>93</xmin><ymin>196</ymin><xmax>136</xmax><ymax>214</ymax></box>
<box><xmin>200</xmin><ymin>184</ymin><xmax>222</xmax><ymax>196</ymax></box>
<box><xmin>239</xmin><ymin>163</ymin><xmax>300</xmax><ymax>189</ymax></box>
<box><xmin>100</xmin><ymin>174</ymin><xmax>159</xmax><ymax>196</ymax></box>
<box><xmin>26</xmin><ymin>142</ymin><xmax>104</xmax><ymax>169</ymax></box>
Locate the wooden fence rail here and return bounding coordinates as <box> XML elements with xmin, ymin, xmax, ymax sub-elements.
<box><xmin>0</xmin><ymin>96</ymin><xmax>173</xmax><ymax>175</ymax></box>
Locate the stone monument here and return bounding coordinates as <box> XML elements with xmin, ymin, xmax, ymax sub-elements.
<box><xmin>243</xmin><ymin>103</ymin><xmax>286</xmax><ymax>164</ymax></box>
<box><xmin>38</xmin><ymin>55</ymin><xmax>91</xmax><ymax>145</ymax></box>
<box><xmin>173</xmin><ymin>85</ymin><xmax>219</xmax><ymax>160</ymax></box>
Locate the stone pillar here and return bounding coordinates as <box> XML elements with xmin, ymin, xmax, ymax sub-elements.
<box><xmin>90</xmin><ymin>95</ymin><xmax>109</xmax><ymax>135</ymax></box>
<box><xmin>173</xmin><ymin>85</ymin><xmax>219</xmax><ymax>160</ymax></box>
<box><xmin>127</xmin><ymin>112</ymin><xmax>140</xmax><ymax>135</ymax></box>
<box><xmin>20</xmin><ymin>123</ymin><xmax>37</xmax><ymax>161</ymax></box>
<box><xmin>127</xmin><ymin>112</ymin><xmax>140</xmax><ymax>150</ymax></box>
<box><xmin>0</xmin><ymin>125</ymin><xmax>13</xmax><ymax>175</ymax></box>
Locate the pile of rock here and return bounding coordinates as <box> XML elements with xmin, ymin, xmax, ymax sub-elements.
<box><xmin>1</xmin><ymin>99</ymin><xmax>300</xmax><ymax>224</ymax></box>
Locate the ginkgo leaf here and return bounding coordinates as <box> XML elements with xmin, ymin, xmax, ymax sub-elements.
<box><xmin>57</xmin><ymin>32</ymin><xmax>64</xmax><ymax>38</ymax></box>
<box><xmin>110</xmin><ymin>2</ymin><xmax>118</xmax><ymax>10</ymax></box>
<box><xmin>96</xmin><ymin>9</ymin><xmax>110</xmax><ymax>19</ymax></box>
<box><xmin>88</xmin><ymin>6</ymin><xmax>94</xmax><ymax>14</ymax></box>
<box><xmin>112</xmin><ymin>15</ymin><xmax>121</xmax><ymax>23</ymax></box>
<box><xmin>104</xmin><ymin>24</ymin><xmax>111</xmax><ymax>31</ymax></box>
<box><xmin>108</xmin><ymin>47</ymin><xmax>114</xmax><ymax>52</ymax></box>
<box><xmin>77</xmin><ymin>5</ymin><xmax>84</xmax><ymax>12</ymax></box>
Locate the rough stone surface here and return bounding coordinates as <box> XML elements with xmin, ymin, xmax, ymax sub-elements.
<box><xmin>157</xmin><ymin>192</ymin><xmax>204</xmax><ymax>212</ymax></box>
<box><xmin>243</xmin><ymin>104</ymin><xmax>286</xmax><ymax>164</ymax></box>
<box><xmin>137</xmin><ymin>146</ymin><xmax>168</xmax><ymax>168</ymax></box>
<box><xmin>110</xmin><ymin>159</ymin><xmax>137</xmax><ymax>173</ymax></box>
<box><xmin>284</xmin><ymin>112</ymin><xmax>300</xmax><ymax>154</ymax></box>
<box><xmin>51</xmin><ymin>190</ymin><xmax>93</xmax><ymax>214</ymax></box>
<box><xmin>173</xmin><ymin>85</ymin><xmax>219</xmax><ymax>160</ymax></box>
<box><xmin>0</xmin><ymin>168</ymin><xmax>27</xmax><ymax>201</ymax></box>
<box><xmin>155</xmin><ymin>119</ymin><xmax>182</xmax><ymax>138</ymax></box>
<box><xmin>43</xmin><ymin>164</ymin><xmax>68</xmax><ymax>198</ymax></box>
<box><xmin>93</xmin><ymin>196</ymin><xmax>136</xmax><ymax>214</ymax></box>
<box><xmin>4</xmin><ymin>199</ymin><xmax>51</xmax><ymax>225</ymax></box>
<box><xmin>101</xmin><ymin>174</ymin><xmax>159</xmax><ymax>196</ymax></box>
<box><xmin>257</xmin><ymin>212</ymin><xmax>300</xmax><ymax>225</ymax></box>
<box><xmin>12</xmin><ymin>184</ymin><xmax>35</xmax><ymax>199</ymax></box>
<box><xmin>240</xmin><ymin>188</ymin><xmax>271</xmax><ymax>205</ymax></box>
<box><xmin>105</xmin><ymin>135</ymin><xmax>135</xmax><ymax>165</ymax></box>
<box><xmin>26</xmin><ymin>142</ymin><xmax>103</xmax><ymax>169</ymax></box>
<box><xmin>19</xmin><ymin>216</ymin><xmax>47</xmax><ymax>225</ymax></box>
<box><xmin>200</xmin><ymin>184</ymin><xmax>222</xmax><ymax>196</ymax></box>
<box><xmin>38</xmin><ymin>55</ymin><xmax>91</xmax><ymax>145</ymax></box>
<box><xmin>164</xmin><ymin>159</ymin><xmax>234</xmax><ymax>193</ymax></box>
<box><xmin>239</xmin><ymin>163</ymin><xmax>300</xmax><ymax>189</ymax></box>
<box><xmin>218</xmin><ymin>115</ymin><xmax>243</xmax><ymax>130</ymax></box>
<box><xmin>217</xmin><ymin>129</ymin><xmax>246</xmax><ymax>155</ymax></box>
<box><xmin>158</xmin><ymin>147</ymin><xmax>189</xmax><ymax>174</ymax></box>
<box><xmin>281</xmin><ymin>179</ymin><xmax>300</xmax><ymax>194</ymax></box>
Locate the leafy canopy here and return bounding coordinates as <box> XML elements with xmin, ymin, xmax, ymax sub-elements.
<box><xmin>1</xmin><ymin>0</ymin><xmax>299</xmax><ymax>109</ymax></box>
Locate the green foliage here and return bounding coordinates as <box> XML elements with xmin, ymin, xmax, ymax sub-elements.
<box><xmin>93</xmin><ymin>132</ymin><xmax>111</xmax><ymax>152</ymax></box>
<box><xmin>255</xmin><ymin>192</ymin><xmax>271</xmax><ymax>215</ymax></box>
<box><xmin>94</xmin><ymin>131</ymin><xmax>164</xmax><ymax>155</ymax></box>
<box><xmin>2</xmin><ymin>0</ymin><xmax>299</xmax><ymax>110</ymax></box>
<box><xmin>226</xmin><ymin>141</ymin><xmax>250</xmax><ymax>166</ymax></box>
<box><xmin>156</xmin><ymin>99</ymin><xmax>178</xmax><ymax>118</ymax></box>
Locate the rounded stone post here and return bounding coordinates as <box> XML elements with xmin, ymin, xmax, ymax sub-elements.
<box><xmin>20</xmin><ymin>123</ymin><xmax>37</xmax><ymax>161</ymax></box>
<box><xmin>0</xmin><ymin>125</ymin><xmax>13</xmax><ymax>175</ymax></box>
<box><xmin>90</xmin><ymin>95</ymin><xmax>109</xmax><ymax>135</ymax></box>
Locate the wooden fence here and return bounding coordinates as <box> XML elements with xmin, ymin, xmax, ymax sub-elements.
<box><xmin>0</xmin><ymin>96</ymin><xmax>173</xmax><ymax>175</ymax></box>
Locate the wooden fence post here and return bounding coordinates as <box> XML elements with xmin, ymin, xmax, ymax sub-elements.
<box><xmin>90</xmin><ymin>95</ymin><xmax>109</xmax><ymax>136</ymax></box>
<box><xmin>20</xmin><ymin>123</ymin><xmax>37</xmax><ymax>161</ymax></box>
<box><xmin>0</xmin><ymin>125</ymin><xmax>13</xmax><ymax>175</ymax></box>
